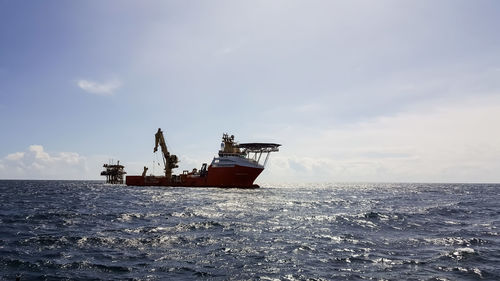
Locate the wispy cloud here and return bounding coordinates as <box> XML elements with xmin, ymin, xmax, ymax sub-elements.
<box><xmin>77</xmin><ymin>78</ymin><xmax>121</xmax><ymax>95</ymax></box>
<box><xmin>261</xmin><ymin>95</ymin><xmax>500</xmax><ymax>183</ymax></box>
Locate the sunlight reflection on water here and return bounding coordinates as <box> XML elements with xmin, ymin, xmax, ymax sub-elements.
<box><xmin>0</xmin><ymin>181</ymin><xmax>498</xmax><ymax>280</ymax></box>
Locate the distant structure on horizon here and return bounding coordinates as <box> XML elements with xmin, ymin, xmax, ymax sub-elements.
<box><xmin>100</xmin><ymin>161</ymin><xmax>126</xmax><ymax>184</ymax></box>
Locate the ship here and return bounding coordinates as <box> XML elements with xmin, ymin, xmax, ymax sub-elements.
<box><xmin>125</xmin><ymin>129</ymin><xmax>280</xmax><ymax>188</ymax></box>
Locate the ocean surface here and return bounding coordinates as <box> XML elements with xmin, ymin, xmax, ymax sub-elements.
<box><xmin>0</xmin><ymin>181</ymin><xmax>499</xmax><ymax>280</ymax></box>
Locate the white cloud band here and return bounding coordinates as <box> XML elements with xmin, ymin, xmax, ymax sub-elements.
<box><xmin>0</xmin><ymin>145</ymin><xmax>87</xmax><ymax>180</ymax></box>
<box><xmin>77</xmin><ymin>79</ymin><xmax>121</xmax><ymax>95</ymax></box>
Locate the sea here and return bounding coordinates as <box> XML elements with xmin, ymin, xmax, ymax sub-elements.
<box><xmin>0</xmin><ymin>181</ymin><xmax>499</xmax><ymax>280</ymax></box>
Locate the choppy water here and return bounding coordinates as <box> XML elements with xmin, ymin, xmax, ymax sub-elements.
<box><xmin>0</xmin><ymin>181</ymin><xmax>499</xmax><ymax>280</ymax></box>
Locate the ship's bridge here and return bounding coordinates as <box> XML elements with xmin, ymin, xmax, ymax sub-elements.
<box><xmin>212</xmin><ymin>143</ymin><xmax>280</xmax><ymax>168</ymax></box>
<box><xmin>216</xmin><ymin>133</ymin><xmax>281</xmax><ymax>167</ymax></box>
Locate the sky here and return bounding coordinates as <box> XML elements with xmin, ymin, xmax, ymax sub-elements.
<box><xmin>1</xmin><ymin>0</ymin><xmax>499</xmax><ymax>183</ymax></box>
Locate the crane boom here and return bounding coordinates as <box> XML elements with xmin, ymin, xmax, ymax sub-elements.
<box><xmin>154</xmin><ymin>128</ymin><xmax>178</xmax><ymax>180</ymax></box>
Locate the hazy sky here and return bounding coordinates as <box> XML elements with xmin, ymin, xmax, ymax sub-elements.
<box><xmin>1</xmin><ymin>0</ymin><xmax>499</xmax><ymax>183</ymax></box>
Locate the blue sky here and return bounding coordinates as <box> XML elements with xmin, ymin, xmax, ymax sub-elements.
<box><xmin>1</xmin><ymin>1</ymin><xmax>500</xmax><ymax>182</ymax></box>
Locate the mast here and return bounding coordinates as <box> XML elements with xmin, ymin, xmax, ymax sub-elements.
<box><xmin>154</xmin><ymin>128</ymin><xmax>178</xmax><ymax>180</ymax></box>
<box><xmin>219</xmin><ymin>133</ymin><xmax>242</xmax><ymax>156</ymax></box>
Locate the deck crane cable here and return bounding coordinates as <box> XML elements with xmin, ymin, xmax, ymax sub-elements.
<box><xmin>153</xmin><ymin>149</ymin><xmax>160</xmax><ymax>176</ymax></box>
<box><xmin>151</xmin><ymin>153</ymin><xmax>154</xmax><ymax>176</ymax></box>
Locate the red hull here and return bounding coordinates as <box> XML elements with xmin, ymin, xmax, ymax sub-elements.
<box><xmin>126</xmin><ymin>165</ymin><xmax>263</xmax><ymax>188</ymax></box>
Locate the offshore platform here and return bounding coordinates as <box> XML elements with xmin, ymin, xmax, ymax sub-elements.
<box><xmin>100</xmin><ymin>161</ymin><xmax>126</xmax><ymax>184</ymax></box>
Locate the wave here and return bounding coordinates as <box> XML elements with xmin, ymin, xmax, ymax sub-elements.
<box><xmin>2</xmin><ymin>181</ymin><xmax>500</xmax><ymax>280</ymax></box>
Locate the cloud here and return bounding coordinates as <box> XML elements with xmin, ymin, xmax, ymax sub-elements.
<box><xmin>77</xmin><ymin>78</ymin><xmax>121</xmax><ymax>95</ymax></box>
<box><xmin>6</xmin><ymin>152</ymin><xmax>24</xmax><ymax>161</ymax></box>
<box><xmin>0</xmin><ymin>145</ymin><xmax>87</xmax><ymax>180</ymax></box>
<box><xmin>260</xmin><ymin>95</ymin><xmax>500</xmax><ymax>184</ymax></box>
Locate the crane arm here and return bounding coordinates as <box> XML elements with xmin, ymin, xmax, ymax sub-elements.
<box><xmin>153</xmin><ymin>128</ymin><xmax>179</xmax><ymax>179</ymax></box>
<box><xmin>154</xmin><ymin>128</ymin><xmax>169</xmax><ymax>157</ymax></box>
